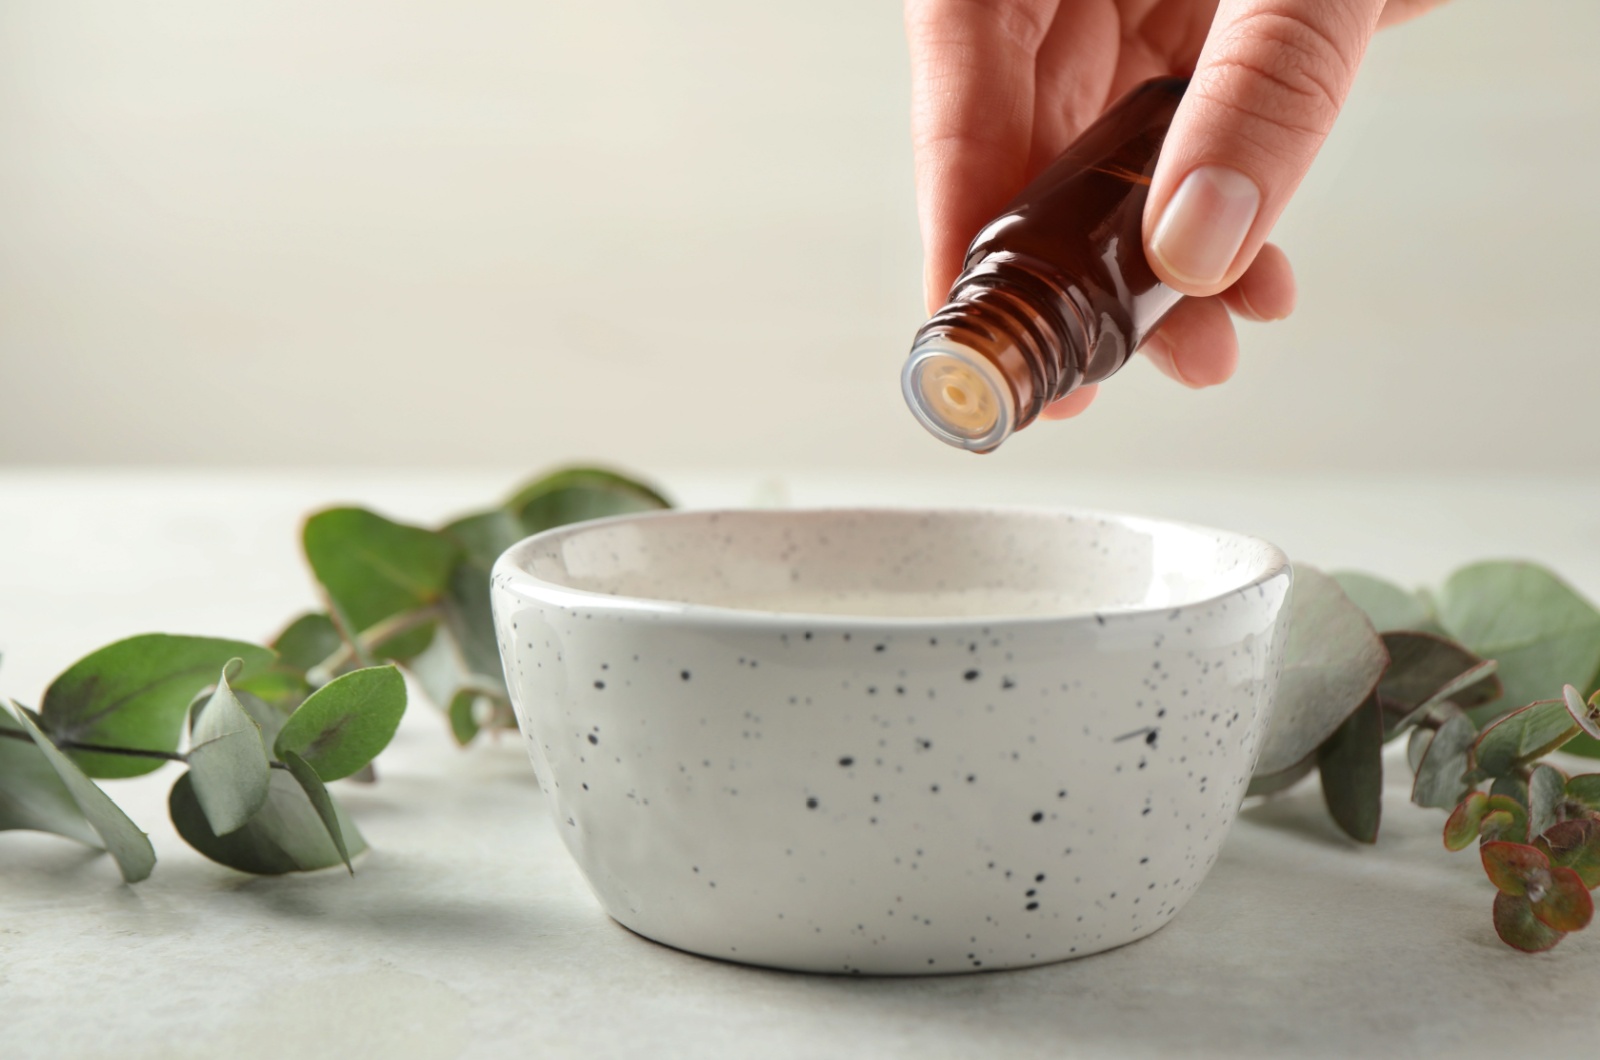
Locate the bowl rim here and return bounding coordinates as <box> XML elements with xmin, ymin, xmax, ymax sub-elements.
<box><xmin>491</xmin><ymin>505</ymin><xmax>1292</xmax><ymax>629</ymax></box>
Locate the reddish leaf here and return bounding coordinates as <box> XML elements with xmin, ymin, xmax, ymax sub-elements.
<box><xmin>1493</xmin><ymin>892</ymin><xmax>1566</xmax><ymax>953</ymax></box>
<box><xmin>1537</xmin><ymin>818</ymin><xmax>1600</xmax><ymax>888</ymax></box>
<box><xmin>1444</xmin><ymin>791</ymin><xmax>1490</xmax><ymax>851</ymax></box>
<box><xmin>1531</xmin><ymin>865</ymin><xmax>1594</xmax><ymax>932</ymax></box>
<box><xmin>1481</xmin><ymin>841</ymin><xmax>1549</xmax><ymax>897</ymax></box>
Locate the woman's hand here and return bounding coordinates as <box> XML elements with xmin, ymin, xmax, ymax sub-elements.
<box><xmin>905</xmin><ymin>0</ymin><xmax>1448</xmax><ymax>418</ymax></box>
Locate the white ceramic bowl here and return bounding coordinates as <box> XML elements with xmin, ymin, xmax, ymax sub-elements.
<box><xmin>491</xmin><ymin>508</ymin><xmax>1291</xmax><ymax>975</ymax></box>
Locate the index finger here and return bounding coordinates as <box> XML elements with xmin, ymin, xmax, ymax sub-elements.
<box><xmin>905</xmin><ymin>0</ymin><xmax>1061</xmax><ymax>312</ymax></box>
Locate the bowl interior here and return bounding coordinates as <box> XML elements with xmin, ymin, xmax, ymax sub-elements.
<box><xmin>508</xmin><ymin>508</ymin><xmax>1284</xmax><ymax>620</ymax></box>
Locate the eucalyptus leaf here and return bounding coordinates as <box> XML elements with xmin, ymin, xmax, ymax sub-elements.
<box><xmin>439</xmin><ymin>509</ymin><xmax>524</xmax><ymax>683</ymax></box>
<box><xmin>1376</xmin><ymin>632</ymin><xmax>1500</xmax><ymax>738</ymax></box>
<box><xmin>186</xmin><ymin>667</ymin><xmax>271</xmax><ymax>836</ymax></box>
<box><xmin>1318</xmin><ymin>696</ymin><xmax>1384</xmax><ymax>843</ymax></box>
<box><xmin>1332</xmin><ymin>572</ymin><xmax>1435</xmax><ymax>633</ymax></box>
<box><xmin>1492</xmin><ymin>891</ymin><xmax>1565</xmax><ymax>953</ymax></box>
<box><xmin>0</xmin><ymin>707</ymin><xmax>99</xmax><ymax>846</ymax></box>
<box><xmin>407</xmin><ymin>624</ymin><xmax>503</xmax><ymax>746</ymax></box>
<box><xmin>1528</xmin><ymin>764</ymin><xmax>1566</xmax><ymax>838</ymax></box>
<box><xmin>1245</xmin><ymin>754</ymin><xmax>1317</xmax><ymax>798</ymax></box>
<box><xmin>1406</xmin><ymin>726</ymin><xmax>1434</xmax><ymax>774</ymax></box>
<box><xmin>1434</xmin><ymin>561</ymin><xmax>1600</xmax><ymax>726</ymax></box>
<box><xmin>279</xmin><ymin>749</ymin><xmax>354</xmax><ymax>874</ymax></box>
<box><xmin>1563</xmin><ymin>684</ymin><xmax>1600</xmax><ymax>740</ymax></box>
<box><xmin>1472</xmin><ymin>699</ymin><xmax>1579</xmax><ymax>779</ymax></box>
<box><xmin>273</xmin><ymin>666</ymin><xmax>406</xmax><ymax>782</ymax></box>
<box><xmin>12</xmin><ymin>704</ymin><xmax>154</xmax><ymax>883</ymax></box>
<box><xmin>270</xmin><ymin>612</ymin><xmax>344</xmax><ymax>676</ymax></box>
<box><xmin>235</xmin><ymin>689</ymin><xmax>291</xmax><ymax>748</ymax></box>
<box><xmin>1412</xmin><ymin>713</ymin><xmax>1478</xmax><ymax>810</ymax></box>
<box><xmin>170</xmin><ymin>769</ymin><xmax>366</xmax><ymax>875</ymax></box>
<box><xmin>1384</xmin><ymin>655</ymin><xmax>1500</xmax><ymax>739</ymax></box>
<box><xmin>301</xmin><ymin>507</ymin><xmax>459</xmax><ymax>657</ymax></box>
<box><xmin>1566</xmin><ymin>774</ymin><xmax>1600</xmax><ymax>812</ymax></box>
<box><xmin>1253</xmin><ymin>565</ymin><xmax>1388</xmax><ymax>776</ymax></box>
<box><xmin>1490</xmin><ymin>774</ymin><xmax>1530</xmax><ymax>806</ymax></box>
<box><xmin>506</xmin><ymin>466</ymin><xmax>671</xmax><ymax>535</ymax></box>
<box><xmin>39</xmin><ymin>635</ymin><xmax>273</xmax><ymax>779</ymax></box>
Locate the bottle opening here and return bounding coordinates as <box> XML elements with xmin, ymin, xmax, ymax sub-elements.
<box><xmin>901</xmin><ymin>340</ymin><xmax>1015</xmax><ymax>453</ymax></box>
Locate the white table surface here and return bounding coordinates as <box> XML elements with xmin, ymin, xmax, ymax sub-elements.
<box><xmin>5</xmin><ymin>468</ymin><xmax>1600</xmax><ymax>1059</ymax></box>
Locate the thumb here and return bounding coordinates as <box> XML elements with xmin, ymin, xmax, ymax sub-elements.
<box><xmin>1143</xmin><ymin>0</ymin><xmax>1386</xmax><ymax>297</ymax></box>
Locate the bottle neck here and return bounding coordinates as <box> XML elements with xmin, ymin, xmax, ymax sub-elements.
<box><xmin>904</xmin><ymin>254</ymin><xmax>1091</xmax><ymax>450</ymax></box>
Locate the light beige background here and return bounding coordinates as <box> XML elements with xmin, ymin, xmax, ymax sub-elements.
<box><xmin>0</xmin><ymin>0</ymin><xmax>1593</xmax><ymax>473</ymax></box>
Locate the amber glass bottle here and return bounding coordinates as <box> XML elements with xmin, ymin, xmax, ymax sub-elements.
<box><xmin>903</xmin><ymin>77</ymin><xmax>1188</xmax><ymax>452</ymax></box>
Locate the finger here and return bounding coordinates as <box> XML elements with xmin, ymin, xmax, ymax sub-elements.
<box><xmin>1142</xmin><ymin>296</ymin><xmax>1239</xmax><ymax>388</ymax></box>
<box><xmin>905</xmin><ymin>0</ymin><xmax>1060</xmax><ymax>312</ymax></box>
<box><xmin>1040</xmin><ymin>383</ymin><xmax>1099</xmax><ymax>420</ymax></box>
<box><xmin>1143</xmin><ymin>0</ymin><xmax>1387</xmax><ymax>297</ymax></box>
<box><xmin>1217</xmin><ymin>241</ymin><xmax>1296</xmax><ymax>321</ymax></box>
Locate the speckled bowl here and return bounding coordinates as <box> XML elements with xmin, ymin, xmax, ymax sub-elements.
<box><xmin>490</xmin><ymin>508</ymin><xmax>1291</xmax><ymax>975</ymax></box>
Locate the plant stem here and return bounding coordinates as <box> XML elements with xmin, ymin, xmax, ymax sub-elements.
<box><xmin>1</xmin><ymin>726</ymin><xmax>293</xmax><ymax>770</ymax></box>
<box><xmin>0</xmin><ymin>726</ymin><xmax>185</xmax><ymax>762</ymax></box>
<box><xmin>308</xmin><ymin>605</ymin><xmax>439</xmax><ymax>685</ymax></box>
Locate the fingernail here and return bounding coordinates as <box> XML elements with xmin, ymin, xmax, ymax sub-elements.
<box><xmin>1150</xmin><ymin>166</ymin><xmax>1261</xmax><ymax>289</ymax></box>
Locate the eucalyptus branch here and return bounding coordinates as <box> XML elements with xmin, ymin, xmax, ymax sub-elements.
<box><xmin>308</xmin><ymin>605</ymin><xmax>439</xmax><ymax>686</ymax></box>
<box><xmin>0</xmin><ymin>726</ymin><xmax>185</xmax><ymax>762</ymax></box>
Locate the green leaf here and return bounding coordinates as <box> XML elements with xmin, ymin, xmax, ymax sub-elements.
<box><xmin>269</xmin><ymin>612</ymin><xmax>344</xmax><ymax>675</ymax></box>
<box><xmin>1490</xmin><ymin>773</ymin><xmax>1529</xmax><ymax>806</ymax></box>
<box><xmin>301</xmin><ymin>507</ymin><xmax>459</xmax><ymax>649</ymax></box>
<box><xmin>1444</xmin><ymin>792</ymin><xmax>1490</xmax><ymax>851</ymax></box>
<box><xmin>1493</xmin><ymin>892</ymin><xmax>1565</xmax><ymax>952</ymax></box>
<box><xmin>1563</xmin><ymin>684</ymin><xmax>1600</xmax><ymax>740</ymax></box>
<box><xmin>170</xmin><ymin>769</ymin><xmax>366</xmax><ymax>876</ymax></box>
<box><xmin>186</xmin><ymin>666</ymin><xmax>271</xmax><ymax>836</ymax></box>
<box><xmin>1318</xmin><ymin>695</ymin><xmax>1383</xmax><ymax>843</ymax></box>
<box><xmin>1245</xmin><ymin>754</ymin><xmax>1316</xmax><ymax>798</ymax></box>
<box><xmin>1332</xmin><ymin>572</ymin><xmax>1435</xmax><ymax>633</ymax></box>
<box><xmin>506</xmin><ymin>466</ymin><xmax>671</xmax><ymax>535</ymax></box>
<box><xmin>441</xmin><ymin>508</ymin><xmax>526</xmax><ymax>571</ymax></box>
<box><xmin>407</xmin><ymin>624</ymin><xmax>503</xmax><ymax>746</ymax></box>
<box><xmin>1406</xmin><ymin>726</ymin><xmax>1433</xmax><ymax>774</ymax></box>
<box><xmin>1253</xmin><ymin>565</ymin><xmax>1388</xmax><ymax>776</ymax></box>
<box><xmin>1564</xmin><ymin>774</ymin><xmax>1600</xmax><ymax>812</ymax></box>
<box><xmin>279</xmin><ymin>750</ymin><xmax>354</xmax><ymax>874</ymax></box>
<box><xmin>1434</xmin><ymin>561</ymin><xmax>1600</xmax><ymax>726</ymax></box>
<box><xmin>273</xmin><ymin>666</ymin><xmax>406</xmax><ymax>782</ymax></box>
<box><xmin>1412</xmin><ymin>713</ymin><xmax>1478</xmax><ymax>809</ymax></box>
<box><xmin>235</xmin><ymin>689</ymin><xmax>292</xmax><ymax>748</ymax></box>
<box><xmin>1479</xmin><ymin>796</ymin><xmax>1530</xmax><ymax>844</ymax></box>
<box><xmin>39</xmin><ymin>634</ymin><xmax>273</xmax><ymax>778</ymax></box>
<box><xmin>449</xmin><ymin>695</ymin><xmax>482</xmax><ymax>746</ymax></box>
<box><xmin>0</xmin><ymin>707</ymin><xmax>100</xmax><ymax>847</ymax></box>
<box><xmin>11</xmin><ymin>704</ymin><xmax>155</xmax><ymax>883</ymax></box>
<box><xmin>1537</xmin><ymin>818</ymin><xmax>1600</xmax><ymax>888</ymax></box>
<box><xmin>1528</xmin><ymin>763</ymin><xmax>1567</xmax><ymax>838</ymax></box>
<box><xmin>1472</xmin><ymin>699</ymin><xmax>1579</xmax><ymax>779</ymax></box>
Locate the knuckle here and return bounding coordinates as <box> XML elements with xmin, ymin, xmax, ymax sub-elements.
<box><xmin>906</xmin><ymin>0</ymin><xmax>1052</xmax><ymax>56</ymax></box>
<box><xmin>1196</xmin><ymin>8</ymin><xmax>1360</xmax><ymax>144</ymax></box>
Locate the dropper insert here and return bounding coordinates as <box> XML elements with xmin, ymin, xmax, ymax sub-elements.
<box><xmin>901</xmin><ymin>339</ymin><xmax>1016</xmax><ymax>453</ymax></box>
